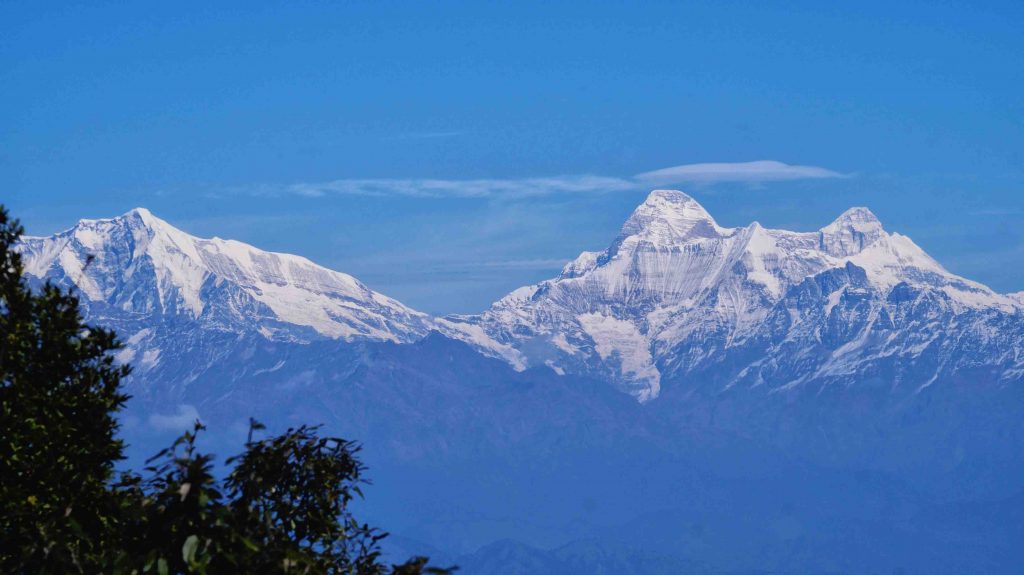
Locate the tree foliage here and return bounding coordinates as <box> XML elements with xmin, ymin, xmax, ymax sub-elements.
<box><xmin>1</xmin><ymin>206</ymin><xmax>130</xmax><ymax>571</ymax></box>
<box><xmin>0</xmin><ymin>206</ymin><xmax>452</xmax><ymax>574</ymax></box>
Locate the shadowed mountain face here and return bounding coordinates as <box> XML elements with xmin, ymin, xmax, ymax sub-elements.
<box><xmin>18</xmin><ymin>193</ymin><xmax>1024</xmax><ymax>574</ymax></box>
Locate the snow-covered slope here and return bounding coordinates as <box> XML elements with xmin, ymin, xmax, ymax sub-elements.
<box><xmin>18</xmin><ymin>198</ymin><xmax>1024</xmax><ymax>402</ymax></box>
<box><xmin>19</xmin><ymin>208</ymin><xmax>446</xmax><ymax>389</ymax></box>
<box><xmin>21</xmin><ymin>208</ymin><xmax>433</xmax><ymax>343</ymax></box>
<box><xmin>19</xmin><ymin>208</ymin><xmax>523</xmax><ymax>383</ymax></box>
<box><xmin>460</xmin><ymin>190</ymin><xmax>1024</xmax><ymax>400</ymax></box>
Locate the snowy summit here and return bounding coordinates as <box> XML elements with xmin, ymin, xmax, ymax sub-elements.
<box><xmin>19</xmin><ymin>192</ymin><xmax>1024</xmax><ymax>402</ymax></box>
<box><xmin>464</xmin><ymin>190</ymin><xmax>1024</xmax><ymax>400</ymax></box>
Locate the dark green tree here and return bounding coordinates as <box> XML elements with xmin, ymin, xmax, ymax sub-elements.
<box><xmin>223</xmin><ymin>423</ymin><xmax>387</xmax><ymax>573</ymax></box>
<box><xmin>115</xmin><ymin>421</ymin><xmax>449</xmax><ymax>574</ymax></box>
<box><xmin>1</xmin><ymin>206</ymin><xmax>131</xmax><ymax>572</ymax></box>
<box><xmin>0</xmin><ymin>206</ymin><xmax>452</xmax><ymax>574</ymax></box>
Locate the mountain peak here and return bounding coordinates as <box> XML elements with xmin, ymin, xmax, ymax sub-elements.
<box><xmin>645</xmin><ymin>189</ymin><xmax>695</xmax><ymax>202</ymax></box>
<box><xmin>819</xmin><ymin>206</ymin><xmax>885</xmax><ymax>257</ymax></box>
<box><xmin>22</xmin><ymin>207</ymin><xmax>435</xmax><ymax>344</ymax></box>
<box><xmin>70</xmin><ymin>207</ymin><xmax>171</xmax><ymax>239</ymax></box>
<box><xmin>822</xmin><ymin>206</ymin><xmax>882</xmax><ymax>232</ymax></box>
<box><xmin>120</xmin><ymin>206</ymin><xmax>168</xmax><ymax>230</ymax></box>
<box><xmin>620</xmin><ymin>189</ymin><xmax>726</xmax><ymax>242</ymax></box>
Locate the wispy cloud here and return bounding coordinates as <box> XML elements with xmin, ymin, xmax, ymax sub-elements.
<box><xmin>243</xmin><ymin>160</ymin><xmax>844</xmax><ymax>200</ymax></box>
<box><xmin>634</xmin><ymin>160</ymin><xmax>846</xmax><ymax>185</ymax></box>
<box><xmin>285</xmin><ymin>175</ymin><xmax>637</xmax><ymax>199</ymax></box>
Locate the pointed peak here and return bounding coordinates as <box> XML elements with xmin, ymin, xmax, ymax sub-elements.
<box><xmin>106</xmin><ymin>207</ymin><xmax>179</xmax><ymax>234</ymax></box>
<box><xmin>823</xmin><ymin>206</ymin><xmax>882</xmax><ymax>232</ymax></box>
<box><xmin>637</xmin><ymin>189</ymin><xmax>711</xmax><ymax>216</ymax></box>
<box><xmin>644</xmin><ymin>189</ymin><xmax>696</xmax><ymax>203</ymax></box>
<box><xmin>818</xmin><ymin>206</ymin><xmax>886</xmax><ymax>257</ymax></box>
<box><xmin>66</xmin><ymin>208</ymin><xmax>186</xmax><ymax>247</ymax></box>
<box><xmin>621</xmin><ymin>189</ymin><xmax>726</xmax><ymax>242</ymax></box>
<box><xmin>71</xmin><ymin>207</ymin><xmax>157</xmax><ymax>231</ymax></box>
<box><xmin>122</xmin><ymin>207</ymin><xmax>160</xmax><ymax>225</ymax></box>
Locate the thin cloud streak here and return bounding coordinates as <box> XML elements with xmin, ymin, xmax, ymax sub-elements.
<box><xmin>252</xmin><ymin>160</ymin><xmax>845</xmax><ymax>200</ymax></box>
<box><xmin>286</xmin><ymin>175</ymin><xmax>637</xmax><ymax>199</ymax></box>
<box><xmin>635</xmin><ymin>160</ymin><xmax>846</xmax><ymax>185</ymax></box>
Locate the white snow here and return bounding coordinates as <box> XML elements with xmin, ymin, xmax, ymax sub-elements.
<box><xmin>544</xmin><ymin>360</ymin><xmax>566</xmax><ymax>376</ymax></box>
<box><xmin>466</xmin><ymin>189</ymin><xmax>1024</xmax><ymax>399</ymax></box>
<box><xmin>19</xmin><ymin>207</ymin><xmax>433</xmax><ymax>344</ymax></box>
<box><xmin>252</xmin><ymin>360</ymin><xmax>287</xmax><ymax>376</ymax></box>
<box><xmin>578</xmin><ymin>312</ymin><xmax>661</xmax><ymax>401</ymax></box>
<box><xmin>1010</xmin><ymin>292</ymin><xmax>1024</xmax><ymax>307</ymax></box>
<box><xmin>433</xmin><ymin>319</ymin><xmax>528</xmax><ymax>370</ymax></box>
<box><xmin>550</xmin><ymin>332</ymin><xmax>579</xmax><ymax>354</ymax></box>
<box><xmin>18</xmin><ymin>195</ymin><xmax>1024</xmax><ymax>401</ymax></box>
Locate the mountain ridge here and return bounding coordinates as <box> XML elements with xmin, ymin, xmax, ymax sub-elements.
<box><xmin>18</xmin><ymin>191</ymin><xmax>1024</xmax><ymax>402</ymax></box>
<box><xmin>14</xmin><ymin>195</ymin><xmax>1024</xmax><ymax>573</ymax></box>
<box><xmin>21</xmin><ymin>207</ymin><xmax>433</xmax><ymax>343</ymax></box>
<box><xmin>461</xmin><ymin>190</ymin><xmax>1022</xmax><ymax>400</ymax></box>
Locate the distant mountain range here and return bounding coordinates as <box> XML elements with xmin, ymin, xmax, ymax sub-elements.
<box><xmin>460</xmin><ymin>190</ymin><xmax>1024</xmax><ymax>400</ymax></box>
<box><xmin>18</xmin><ymin>191</ymin><xmax>1024</xmax><ymax>574</ymax></box>
<box><xmin>21</xmin><ymin>190</ymin><xmax>1024</xmax><ymax>402</ymax></box>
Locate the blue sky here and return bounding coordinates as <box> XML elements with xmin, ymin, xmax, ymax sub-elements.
<box><xmin>3</xmin><ymin>1</ymin><xmax>1023</xmax><ymax>313</ymax></box>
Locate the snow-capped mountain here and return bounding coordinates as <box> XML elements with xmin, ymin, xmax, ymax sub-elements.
<box><xmin>458</xmin><ymin>190</ymin><xmax>1024</xmax><ymax>400</ymax></box>
<box><xmin>20</xmin><ymin>208</ymin><xmax>434</xmax><ymax>343</ymax></box>
<box><xmin>18</xmin><ymin>196</ymin><xmax>1024</xmax><ymax>403</ymax></box>
<box><xmin>19</xmin><ymin>208</ymin><xmax>444</xmax><ymax>390</ymax></box>
<box><xmin>15</xmin><ymin>199</ymin><xmax>1024</xmax><ymax>574</ymax></box>
<box><xmin>18</xmin><ymin>208</ymin><xmax>522</xmax><ymax>385</ymax></box>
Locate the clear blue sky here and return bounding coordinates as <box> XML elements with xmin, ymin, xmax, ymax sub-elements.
<box><xmin>3</xmin><ymin>1</ymin><xmax>1022</xmax><ymax>313</ymax></box>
